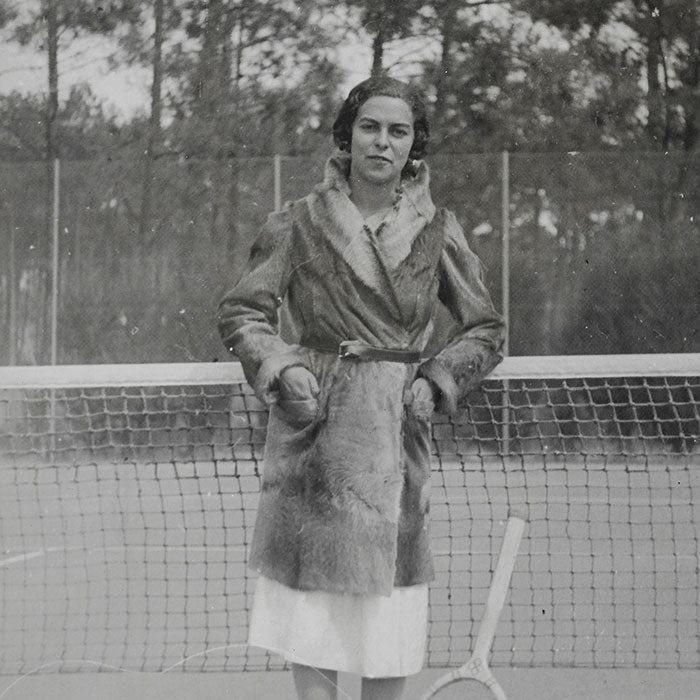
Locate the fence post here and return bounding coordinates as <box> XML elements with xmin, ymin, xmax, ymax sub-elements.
<box><xmin>501</xmin><ymin>151</ymin><xmax>510</xmax><ymax>457</ymax></box>
<box><xmin>273</xmin><ymin>153</ymin><xmax>282</xmax><ymax>213</ymax></box>
<box><xmin>8</xmin><ymin>209</ymin><xmax>16</xmax><ymax>365</ymax></box>
<box><xmin>274</xmin><ymin>154</ymin><xmax>296</xmax><ymax>340</ymax></box>
<box><xmin>50</xmin><ymin>158</ymin><xmax>60</xmax><ymax>455</ymax></box>
<box><xmin>50</xmin><ymin>157</ymin><xmax>60</xmax><ymax>366</ymax></box>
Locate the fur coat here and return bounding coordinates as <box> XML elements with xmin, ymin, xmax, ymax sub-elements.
<box><xmin>217</xmin><ymin>153</ymin><xmax>505</xmax><ymax>596</ymax></box>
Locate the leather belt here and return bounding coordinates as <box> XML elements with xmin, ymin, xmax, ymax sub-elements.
<box><xmin>338</xmin><ymin>340</ymin><xmax>421</xmax><ymax>363</ymax></box>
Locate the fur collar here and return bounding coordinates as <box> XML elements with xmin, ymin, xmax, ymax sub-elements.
<box><xmin>306</xmin><ymin>152</ymin><xmax>436</xmax><ymax>291</ymax></box>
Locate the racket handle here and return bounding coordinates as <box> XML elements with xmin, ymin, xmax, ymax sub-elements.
<box><xmin>473</xmin><ymin>513</ymin><xmax>527</xmax><ymax>660</ymax></box>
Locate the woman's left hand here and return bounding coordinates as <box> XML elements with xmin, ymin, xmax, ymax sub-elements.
<box><xmin>407</xmin><ymin>377</ymin><xmax>435</xmax><ymax>419</ymax></box>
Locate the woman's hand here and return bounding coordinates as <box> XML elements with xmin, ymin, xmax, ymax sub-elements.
<box><xmin>408</xmin><ymin>377</ymin><xmax>435</xmax><ymax>419</ymax></box>
<box><xmin>277</xmin><ymin>366</ymin><xmax>320</xmax><ymax>426</ymax></box>
<box><xmin>279</xmin><ymin>366</ymin><xmax>319</xmax><ymax>401</ymax></box>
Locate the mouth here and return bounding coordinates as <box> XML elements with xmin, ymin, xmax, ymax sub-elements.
<box><xmin>368</xmin><ymin>155</ymin><xmax>392</xmax><ymax>164</ymax></box>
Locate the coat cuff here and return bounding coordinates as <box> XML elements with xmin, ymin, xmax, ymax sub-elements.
<box><xmin>417</xmin><ymin>357</ymin><xmax>459</xmax><ymax>415</ymax></box>
<box><xmin>254</xmin><ymin>349</ymin><xmax>310</xmax><ymax>405</ymax></box>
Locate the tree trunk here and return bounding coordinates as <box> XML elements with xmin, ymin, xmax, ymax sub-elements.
<box><xmin>224</xmin><ymin>14</ymin><xmax>245</xmax><ymax>257</ymax></box>
<box><xmin>371</xmin><ymin>27</ymin><xmax>385</xmax><ymax>76</ymax></box>
<box><xmin>194</xmin><ymin>0</ymin><xmax>234</xmax><ymax>135</ymax></box>
<box><xmin>433</xmin><ymin>3</ymin><xmax>457</xmax><ymax>141</ymax></box>
<box><xmin>139</xmin><ymin>0</ymin><xmax>164</xmax><ymax>245</ymax></box>
<box><xmin>682</xmin><ymin>6</ymin><xmax>699</xmax><ymax>151</ymax></box>
<box><xmin>46</xmin><ymin>0</ymin><xmax>58</xmax><ymax>165</ymax></box>
<box><xmin>644</xmin><ymin>16</ymin><xmax>665</xmax><ymax>147</ymax></box>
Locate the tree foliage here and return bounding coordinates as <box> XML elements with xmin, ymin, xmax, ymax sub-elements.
<box><xmin>515</xmin><ymin>0</ymin><xmax>700</xmax><ymax>150</ymax></box>
<box><xmin>345</xmin><ymin>0</ymin><xmax>425</xmax><ymax>75</ymax></box>
<box><xmin>8</xmin><ymin>1</ymin><xmax>140</xmax><ymax>48</ymax></box>
<box><xmin>4</xmin><ymin>0</ymin><xmax>698</xmax><ymax>158</ymax></box>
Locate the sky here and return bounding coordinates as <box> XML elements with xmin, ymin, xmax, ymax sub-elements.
<box><xmin>0</xmin><ymin>33</ymin><xmax>153</xmax><ymax>121</ymax></box>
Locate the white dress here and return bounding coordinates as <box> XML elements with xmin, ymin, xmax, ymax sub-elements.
<box><xmin>248</xmin><ymin>575</ymin><xmax>429</xmax><ymax>678</ymax></box>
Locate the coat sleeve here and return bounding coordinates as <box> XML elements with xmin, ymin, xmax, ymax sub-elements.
<box><xmin>217</xmin><ymin>208</ymin><xmax>309</xmax><ymax>405</ymax></box>
<box><xmin>417</xmin><ymin>209</ymin><xmax>505</xmax><ymax>414</ymax></box>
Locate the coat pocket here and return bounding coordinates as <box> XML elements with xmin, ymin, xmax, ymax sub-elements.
<box><xmin>276</xmin><ymin>396</ymin><xmax>319</xmax><ymax>428</ymax></box>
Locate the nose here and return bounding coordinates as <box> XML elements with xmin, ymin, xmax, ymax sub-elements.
<box><xmin>375</xmin><ymin>127</ymin><xmax>389</xmax><ymax>149</ymax></box>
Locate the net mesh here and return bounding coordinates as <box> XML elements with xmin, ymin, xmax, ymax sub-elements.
<box><xmin>1</xmin><ymin>356</ymin><xmax>699</xmax><ymax>675</ymax></box>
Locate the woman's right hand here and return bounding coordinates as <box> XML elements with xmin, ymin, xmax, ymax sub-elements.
<box><xmin>277</xmin><ymin>366</ymin><xmax>319</xmax><ymax>425</ymax></box>
<box><xmin>279</xmin><ymin>366</ymin><xmax>319</xmax><ymax>401</ymax></box>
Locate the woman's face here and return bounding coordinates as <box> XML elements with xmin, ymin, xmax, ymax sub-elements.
<box><xmin>349</xmin><ymin>95</ymin><xmax>414</xmax><ymax>188</ymax></box>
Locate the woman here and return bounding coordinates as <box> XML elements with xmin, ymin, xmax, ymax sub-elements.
<box><xmin>218</xmin><ymin>76</ymin><xmax>505</xmax><ymax>700</ymax></box>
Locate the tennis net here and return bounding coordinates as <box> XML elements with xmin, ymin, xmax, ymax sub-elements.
<box><xmin>0</xmin><ymin>355</ymin><xmax>698</xmax><ymax>675</ymax></box>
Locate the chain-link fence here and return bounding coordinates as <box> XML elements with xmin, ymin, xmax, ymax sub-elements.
<box><xmin>1</xmin><ymin>151</ymin><xmax>698</xmax><ymax>365</ymax></box>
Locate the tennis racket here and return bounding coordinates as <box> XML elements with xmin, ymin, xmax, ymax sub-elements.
<box><xmin>419</xmin><ymin>508</ymin><xmax>528</xmax><ymax>700</ymax></box>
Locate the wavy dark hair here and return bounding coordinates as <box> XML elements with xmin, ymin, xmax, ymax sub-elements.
<box><xmin>332</xmin><ymin>75</ymin><xmax>430</xmax><ymax>163</ymax></box>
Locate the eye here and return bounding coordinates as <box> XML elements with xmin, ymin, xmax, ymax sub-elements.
<box><xmin>391</xmin><ymin>126</ymin><xmax>411</xmax><ymax>138</ymax></box>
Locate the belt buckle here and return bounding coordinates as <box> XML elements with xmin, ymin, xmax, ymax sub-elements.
<box><xmin>338</xmin><ymin>340</ymin><xmax>358</xmax><ymax>359</ymax></box>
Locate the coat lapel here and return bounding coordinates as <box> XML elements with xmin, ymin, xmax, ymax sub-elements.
<box><xmin>372</xmin><ymin>161</ymin><xmax>436</xmax><ymax>270</ymax></box>
<box><xmin>306</xmin><ymin>153</ymin><xmax>437</xmax><ymax>297</ymax></box>
<box><xmin>307</xmin><ymin>184</ymin><xmax>386</xmax><ymax>292</ymax></box>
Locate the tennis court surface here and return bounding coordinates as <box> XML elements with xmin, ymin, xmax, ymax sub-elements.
<box><xmin>1</xmin><ymin>355</ymin><xmax>699</xmax><ymax>698</ymax></box>
<box><xmin>3</xmin><ymin>667</ymin><xmax>700</xmax><ymax>699</ymax></box>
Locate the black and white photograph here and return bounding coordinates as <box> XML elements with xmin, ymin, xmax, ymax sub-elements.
<box><xmin>1</xmin><ymin>2</ymin><xmax>699</xmax><ymax>699</ymax></box>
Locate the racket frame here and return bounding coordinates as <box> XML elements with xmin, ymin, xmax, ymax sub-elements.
<box><xmin>419</xmin><ymin>509</ymin><xmax>527</xmax><ymax>700</ymax></box>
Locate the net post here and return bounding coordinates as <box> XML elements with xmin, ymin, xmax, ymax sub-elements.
<box><xmin>501</xmin><ymin>151</ymin><xmax>510</xmax><ymax>456</ymax></box>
